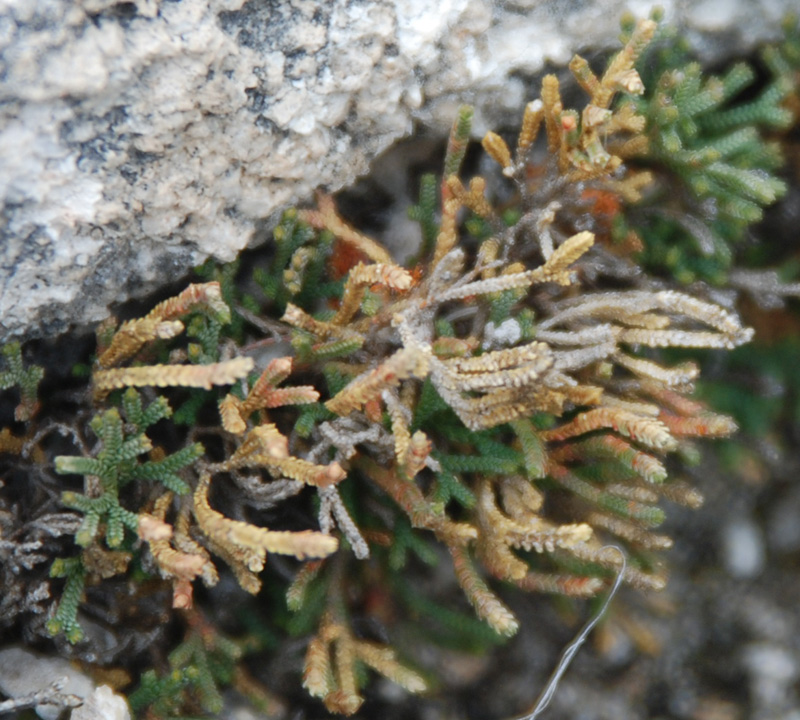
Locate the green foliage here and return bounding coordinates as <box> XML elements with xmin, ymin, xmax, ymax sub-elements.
<box><xmin>47</xmin><ymin>557</ymin><xmax>87</xmax><ymax>644</ymax></box>
<box><xmin>699</xmin><ymin>338</ymin><xmax>800</xmax><ymax>436</ymax></box>
<box><xmin>411</xmin><ymin>378</ymin><xmax>451</xmax><ymax>431</ymax></box>
<box><xmin>132</xmin><ymin>647</ymin><xmax>217</xmax><ymax>715</ymax></box>
<box><xmin>322</xmin><ymin>364</ymin><xmax>354</xmax><ymax>397</ymax></box>
<box><xmin>55</xmin><ymin>392</ymin><xmax>202</xmax><ymax>550</ymax></box>
<box><xmin>171</xmin><ymin>391</ymin><xmax>210</xmax><ymax>427</ymax></box>
<box><xmin>443</xmin><ymin>105</ymin><xmax>474</xmax><ymax>179</ymax></box>
<box><xmin>286</xmin><ymin>572</ymin><xmax>328</xmax><ymax>636</ymax></box>
<box><xmin>393</xmin><ymin>576</ymin><xmax>504</xmax><ymax>653</ymax></box>
<box><xmin>488</xmin><ymin>288</ymin><xmax>524</xmax><ymax>325</ymax></box>
<box><xmin>294</xmin><ymin>401</ymin><xmax>336</xmax><ymax>438</ymax></box>
<box><xmin>624</xmin><ymin>12</ymin><xmax>793</xmax><ymax>283</ymax></box>
<box><xmin>128</xmin><ymin>668</ymin><xmax>198</xmax><ymax>719</ymax></box>
<box><xmin>292</xmin><ymin>333</ymin><xmax>365</xmax><ymax>364</ymax></box>
<box><xmin>186</xmin><ymin>314</ymin><xmax>224</xmax><ymax>365</ymax></box>
<box><xmin>555</xmin><ymin>472</ymin><xmax>666</xmax><ymax>527</ymax></box>
<box><xmin>195</xmin><ymin>257</ymin><xmax>244</xmax><ymax>343</ymax></box>
<box><xmin>389</xmin><ymin>515</ymin><xmax>441</xmax><ymax>570</ymax></box>
<box><xmin>122</xmin><ymin>387</ymin><xmax>171</xmax><ymax>432</ymax></box>
<box><xmin>128</xmin><ymin>620</ymin><xmax>249</xmax><ymax>718</ymax></box>
<box><xmin>430</xmin><ymin>471</ymin><xmax>477</xmax><ymax>510</ymax></box>
<box><xmin>764</xmin><ymin>14</ymin><xmax>800</xmax><ymax>84</ymax></box>
<box><xmin>464</xmin><ymin>214</ymin><xmax>493</xmax><ymax>241</ymax></box>
<box><xmin>408</xmin><ymin>173</ymin><xmax>439</xmax><ymax>258</ymax></box>
<box><xmin>511</xmin><ymin>418</ymin><xmax>547</xmax><ymax>479</ymax></box>
<box><xmin>254</xmin><ymin>210</ymin><xmax>341</xmax><ymax>313</ymax></box>
<box><xmin>0</xmin><ymin>341</ymin><xmax>43</xmax><ymax>421</ymax></box>
<box><xmin>436</xmin><ymin>451</ymin><xmax>518</xmax><ymax>475</ymax></box>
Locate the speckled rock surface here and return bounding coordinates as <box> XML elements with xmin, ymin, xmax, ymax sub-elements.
<box><xmin>0</xmin><ymin>0</ymin><xmax>795</xmax><ymax>341</ymax></box>
<box><xmin>0</xmin><ymin>646</ymin><xmax>93</xmax><ymax>719</ymax></box>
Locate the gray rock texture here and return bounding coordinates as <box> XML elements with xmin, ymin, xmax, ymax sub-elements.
<box><xmin>0</xmin><ymin>0</ymin><xmax>795</xmax><ymax>341</ymax></box>
<box><xmin>0</xmin><ymin>646</ymin><xmax>93</xmax><ymax>719</ymax></box>
<box><xmin>0</xmin><ymin>646</ymin><xmax>131</xmax><ymax>719</ymax></box>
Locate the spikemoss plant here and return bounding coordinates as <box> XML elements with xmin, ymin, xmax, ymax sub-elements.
<box><xmin>0</xmin><ymin>11</ymin><xmax>797</xmax><ymax>719</ymax></box>
<box><xmin>617</xmin><ymin>8</ymin><xmax>793</xmax><ymax>284</ymax></box>
<box><xmin>0</xmin><ymin>341</ymin><xmax>43</xmax><ymax>422</ymax></box>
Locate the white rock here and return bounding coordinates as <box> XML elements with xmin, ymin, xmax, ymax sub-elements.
<box><xmin>0</xmin><ymin>646</ymin><xmax>93</xmax><ymax>720</ymax></box>
<box><xmin>742</xmin><ymin>643</ymin><xmax>799</xmax><ymax>710</ymax></box>
<box><xmin>0</xmin><ymin>0</ymin><xmax>795</xmax><ymax>341</ymax></box>
<box><xmin>721</xmin><ymin>515</ymin><xmax>767</xmax><ymax>579</ymax></box>
<box><xmin>70</xmin><ymin>685</ymin><xmax>131</xmax><ymax>720</ymax></box>
<box><xmin>483</xmin><ymin>318</ymin><xmax>522</xmax><ymax>349</ymax></box>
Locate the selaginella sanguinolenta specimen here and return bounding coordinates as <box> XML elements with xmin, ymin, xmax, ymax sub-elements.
<box><xmin>2</xmin><ymin>13</ymin><xmax>788</xmax><ymax>717</ymax></box>
<box><xmin>255</xmin><ymin>16</ymin><xmax>753</xmax><ymax>712</ymax></box>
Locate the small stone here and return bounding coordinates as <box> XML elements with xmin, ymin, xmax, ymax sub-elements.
<box><xmin>0</xmin><ymin>647</ymin><xmax>93</xmax><ymax>720</ymax></box>
<box><xmin>742</xmin><ymin>643</ymin><xmax>799</xmax><ymax>710</ymax></box>
<box><xmin>483</xmin><ymin>318</ymin><xmax>522</xmax><ymax>349</ymax></box>
<box><xmin>70</xmin><ymin>685</ymin><xmax>131</xmax><ymax>720</ymax></box>
<box><xmin>721</xmin><ymin>516</ymin><xmax>766</xmax><ymax>579</ymax></box>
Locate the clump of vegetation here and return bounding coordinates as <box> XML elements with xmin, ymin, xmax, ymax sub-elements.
<box><xmin>617</xmin><ymin>9</ymin><xmax>795</xmax><ymax>284</ymax></box>
<box><xmin>0</xmin><ymin>12</ymin><xmax>797</xmax><ymax>718</ymax></box>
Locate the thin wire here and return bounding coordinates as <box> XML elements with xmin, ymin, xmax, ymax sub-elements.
<box><xmin>516</xmin><ymin>545</ymin><xmax>628</xmax><ymax>720</ymax></box>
